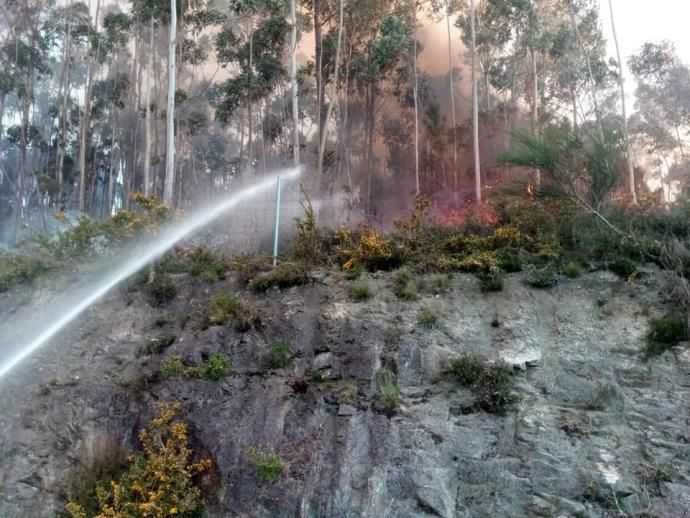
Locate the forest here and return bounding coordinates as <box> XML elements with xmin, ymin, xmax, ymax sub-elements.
<box><xmin>0</xmin><ymin>0</ymin><xmax>688</xmax><ymax>242</ymax></box>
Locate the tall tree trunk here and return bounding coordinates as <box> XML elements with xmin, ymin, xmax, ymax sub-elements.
<box><xmin>78</xmin><ymin>0</ymin><xmax>101</xmax><ymax>212</ymax></box>
<box><xmin>316</xmin><ymin>0</ymin><xmax>343</xmax><ymax>191</ymax></box>
<box><xmin>246</xmin><ymin>32</ymin><xmax>253</xmax><ymax>176</ymax></box>
<box><xmin>470</xmin><ymin>0</ymin><xmax>481</xmax><ymax>204</ymax></box>
<box><xmin>56</xmin><ymin>0</ymin><xmax>73</xmax><ymax>207</ymax></box>
<box><xmin>0</xmin><ymin>93</ymin><xmax>5</xmax><ymax>142</ymax></box>
<box><xmin>608</xmin><ymin>0</ymin><xmax>636</xmax><ymax>204</ymax></box>
<box><xmin>290</xmin><ymin>0</ymin><xmax>300</xmax><ymax>166</ymax></box>
<box><xmin>144</xmin><ymin>18</ymin><xmax>154</xmax><ymax>195</ymax></box>
<box><xmin>164</xmin><ymin>0</ymin><xmax>177</xmax><ymax>207</ymax></box>
<box><xmin>413</xmin><ymin>16</ymin><xmax>420</xmax><ymax>196</ymax></box>
<box><xmin>446</xmin><ymin>1</ymin><xmax>458</xmax><ymax>199</ymax></box>
<box><xmin>532</xmin><ymin>49</ymin><xmax>540</xmax><ymax>187</ymax></box>
<box><xmin>15</xmin><ymin>80</ymin><xmax>31</xmax><ymax>240</ymax></box>
<box><xmin>314</xmin><ymin>0</ymin><xmax>324</xmax><ymax>140</ymax></box>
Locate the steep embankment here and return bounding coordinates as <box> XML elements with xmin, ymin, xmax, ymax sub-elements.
<box><xmin>1</xmin><ymin>267</ymin><xmax>689</xmax><ymax>517</ymax></box>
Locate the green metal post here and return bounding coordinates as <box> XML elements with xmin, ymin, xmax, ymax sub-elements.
<box><xmin>272</xmin><ymin>176</ymin><xmax>282</xmax><ymax>267</ymax></box>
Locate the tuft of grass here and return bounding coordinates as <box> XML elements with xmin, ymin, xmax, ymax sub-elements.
<box><xmin>269</xmin><ymin>340</ymin><xmax>292</xmax><ymax>369</ymax></box>
<box><xmin>432</xmin><ymin>273</ymin><xmax>453</xmax><ymax>293</ymax></box>
<box><xmin>207</xmin><ymin>293</ymin><xmax>262</xmax><ymax>332</ymax></box>
<box><xmin>392</xmin><ymin>268</ymin><xmax>421</xmax><ymax>300</ymax></box>
<box><xmin>162</xmin><ymin>352</ymin><xmax>231</xmax><ymax>381</ymax></box>
<box><xmin>344</xmin><ymin>263</ymin><xmax>364</xmax><ymax>281</ymax></box>
<box><xmin>609</xmin><ymin>257</ymin><xmax>638</xmax><ymax>279</ymax></box>
<box><xmin>645</xmin><ymin>313</ymin><xmax>688</xmax><ymax>359</ymax></box>
<box><xmin>496</xmin><ymin>250</ymin><xmax>523</xmax><ymax>273</ymax></box>
<box><xmin>375</xmin><ymin>368</ymin><xmax>400</xmax><ymax>412</ymax></box>
<box><xmin>563</xmin><ymin>261</ymin><xmax>583</xmax><ymax>279</ymax></box>
<box><xmin>446</xmin><ymin>354</ymin><xmax>517</xmax><ymax>415</ymax></box>
<box><xmin>247</xmin><ymin>447</ymin><xmax>283</xmax><ymax>483</ymax></box>
<box><xmin>249</xmin><ymin>262</ymin><xmax>308</xmax><ymax>292</ymax></box>
<box><xmin>148</xmin><ymin>273</ymin><xmax>178</xmax><ymax>306</ymax></box>
<box><xmin>349</xmin><ymin>281</ymin><xmax>372</xmax><ymax>301</ymax></box>
<box><xmin>142</xmin><ymin>334</ymin><xmax>177</xmax><ymax>355</ymax></box>
<box><xmin>417</xmin><ymin>306</ymin><xmax>439</xmax><ymax>329</ymax></box>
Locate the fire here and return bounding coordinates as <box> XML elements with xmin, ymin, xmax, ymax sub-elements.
<box><xmin>526</xmin><ymin>183</ymin><xmax>534</xmax><ymax>198</ymax></box>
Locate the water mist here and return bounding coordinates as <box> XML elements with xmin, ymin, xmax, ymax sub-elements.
<box><xmin>0</xmin><ymin>168</ymin><xmax>301</xmax><ymax>379</ymax></box>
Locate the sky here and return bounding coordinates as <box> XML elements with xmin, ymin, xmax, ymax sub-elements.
<box><xmin>600</xmin><ymin>0</ymin><xmax>690</xmax><ymax>107</ymax></box>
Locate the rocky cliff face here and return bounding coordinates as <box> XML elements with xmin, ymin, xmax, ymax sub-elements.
<box><xmin>1</xmin><ymin>268</ymin><xmax>689</xmax><ymax>517</ymax></box>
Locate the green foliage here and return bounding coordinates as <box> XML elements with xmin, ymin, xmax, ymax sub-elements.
<box><xmin>148</xmin><ymin>273</ymin><xmax>178</xmax><ymax>306</ymax></box>
<box><xmin>292</xmin><ymin>190</ymin><xmax>324</xmax><ymax>266</ymax></box>
<box><xmin>563</xmin><ymin>261</ymin><xmax>583</xmax><ymax>279</ymax></box>
<box><xmin>344</xmin><ymin>263</ymin><xmax>365</xmax><ymax>281</ymax></box>
<box><xmin>417</xmin><ymin>307</ymin><xmax>439</xmax><ymax>329</ymax></box>
<box><xmin>392</xmin><ymin>267</ymin><xmax>420</xmax><ymax>300</ymax></box>
<box><xmin>269</xmin><ymin>340</ymin><xmax>291</xmax><ymax>369</ymax></box>
<box><xmin>162</xmin><ymin>357</ymin><xmax>186</xmax><ymax>378</ymax></box>
<box><xmin>0</xmin><ymin>252</ymin><xmax>50</xmax><ymax>292</ymax></box>
<box><xmin>249</xmin><ymin>262</ymin><xmax>308</xmax><ymax>292</ymax></box>
<box><xmin>246</xmin><ymin>447</ymin><xmax>283</xmax><ymax>483</ymax></box>
<box><xmin>447</xmin><ymin>355</ymin><xmax>517</xmax><ymax>415</ymax></box>
<box><xmin>496</xmin><ymin>250</ymin><xmax>523</xmax><ymax>273</ymax></box>
<box><xmin>375</xmin><ymin>368</ymin><xmax>400</xmax><ymax>413</ymax></box>
<box><xmin>524</xmin><ymin>265</ymin><xmax>558</xmax><ymax>289</ymax></box>
<box><xmin>65</xmin><ymin>402</ymin><xmax>211</xmax><ymax>518</ymax></box>
<box><xmin>645</xmin><ymin>313</ymin><xmax>688</xmax><ymax>358</ymax></box>
<box><xmin>609</xmin><ymin>257</ymin><xmax>638</xmax><ymax>279</ymax></box>
<box><xmin>156</xmin><ymin>248</ymin><xmax>226</xmax><ymax>282</ymax></box>
<box><xmin>207</xmin><ymin>293</ymin><xmax>261</xmax><ymax>332</ymax></box>
<box><xmin>349</xmin><ymin>281</ymin><xmax>372</xmax><ymax>301</ymax></box>
<box><xmin>478</xmin><ymin>270</ymin><xmax>505</xmax><ymax>292</ymax></box>
<box><xmin>162</xmin><ymin>352</ymin><xmax>231</xmax><ymax>381</ymax></box>
<box><xmin>432</xmin><ymin>273</ymin><xmax>453</xmax><ymax>293</ymax></box>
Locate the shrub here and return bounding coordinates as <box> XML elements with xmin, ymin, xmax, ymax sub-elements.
<box><xmin>432</xmin><ymin>273</ymin><xmax>453</xmax><ymax>293</ymax></box>
<box><xmin>0</xmin><ymin>252</ymin><xmax>50</xmax><ymax>292</ymax></box>
<box><xmin>610</xmin><ymin>257</ymin><xmax>638</xmax><ymax>279</ymax></box>
<box><xmin>344</xmin><ymin>263</ymin><xmax>364</xmax><ymax>280</ymax></box>
<box><xmin>349</xmin><ymin>281</ymin><xmax>372</xmax><ymax>301</ymax></box>
<box><xmin>335</xmin><ymin>224</ymin><xmax>396</xmax><ymax>271</ymax></box>
<box><xmin>247</xmin><ymin>447</ymin><xmax>283</xmax><ymax>483</ymax></box>
<box><xmin>161</xmin><ymin>357</ymin><xmax>186</xmax><ymax>378</ymax></box>
<box><xmin>478</xmin><ymin>269</ymin><xmax>504</xmax><ymax>292</ymax></box>
<box><xmin>524</xmin><ymin>264</ymin><xmax>558</xmax><ymax>289</ymax></box>
<box><xmin>496</xmin><ymin>250</ymin><xmax>523</xmax><ymax>273</ymax></box>
<box><xmin>249</xmin><ymin>262</ymin><xmax>308</xmax><ymax>292</ymax></box>
<box><xmin>375</xmin><ymin>368</ymin><xmax>400</xmax><ymax>412</ymax></box>
<box><xmin>417</xmin><ymin>307</ymin><xmax>439</xmax><ymax>329</ymax></box>
<box><xmin>65</xmin><ymin>402</ymin><xmax>211</xmax><ymax>518</ymax></box>
<box><xmin>446</xmin><ymin>355</ymin><xmax>517</xmax><ymax>415</ymax></box>
<box><xmin>192</xmin><ymin>352</ymin><xmax>231</xmax><ymax>381</ymax></box>
<box><xmin>457</xmin><ymin>251</ymin><xmax>500</xmax><ymax>275</ymax></box>
<box><xmin>563</xmin><ymin>261</ymin><xmax>583</xmax><ymax>279</ymax></box>
<box><xmin>292</xmin><ymin>191</ymin><xmax>324</xmax><ymax>265</ymax></box>
<box><xmin>645</xmin><ymin>313</ymin><xmax>688</xmax><ymax>358</ymax></box>
<box><xmin>230</xmin><ymin>254</ymin><xmax>273</xmax><ymax>285</ymax></box>
<box><xmin>148</xmin><ymin>273</ymin><xmax>178</xmax><ymax>306</ymax></box>
<box><xmin>185</xmin><ymin>247</ymin><xmax>227</xmax><ymax>281</ymax></box>
<box><xmin>207</xmin><ymin>293</ymin><xmax>241</xmax><ymax>325</ymax></box>
<box><xmin>446</xmin><ymin>354</ymin><xmax>484</xmax><ymax>385</ymax></box>
<box><xmin>269</xmin><ymin>340</ymin><xmax>292</xmax><ymax>369</ymax></box>
<box><xmin>392</xmin><ymin>268</ymin><xmax>420</xmax><ymax>300</ymax></box>
<box><xmin>142</xmin><ymin>334</ymin><xmax>177</xmax><ymax>355</ymax></box>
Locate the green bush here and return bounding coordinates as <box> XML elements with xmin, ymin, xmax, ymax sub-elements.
<box><xmin>610</xmin><ymin>257</ymin><xmax>638</xmax><ymax>279</ymax></box>
<box><xmin>185</xmin><ymin>247</ymin><xmax>227</xmax><ymax>281</ymax></box>
<box><xmin>432</xmin><ymin>273</ymin><xmax>453</xmax><ymax>293</ymax></box>
<box><xmin>249</xmin><ymin>262</ymin><xmax>308</xmax><ymax>292</ymax></box>
<box><xmin>563</xmin><ymin>261</ymin><xmax>583</xmax><ymax>279</ymax></box>
<box><xmin>344</xmin><ymin>263</ymin><xmax>364</xmax><ymax>280</ymax></box>
<box><xmin>269</xmin><ymin>340</ymin><xmax>292</xmax><ymax>369</ymax></box>
<box><xmin>392</xmin><ymin>268</ymin><xmax>421</xmax><ymax>300</ymax></box>
<box><xmin>247</xmin><ymin>447</ymin><xmax>283</xmax><ymax>483</ymax></box>
<box><xmin>148</xmin><ymin>273</ymin><xmax>178</xmax><ymax>306</ymax></box>
<box><xmin>0</xmin><ymin>253</ymin><xmax>50</xmax><ymax>292</ymax></box>
<box><xmin>349</xmin><ymin>281</ymin><xmax>372</xmax><ymax>301</ymax></box>
<box><xmin>162</xmin><ymin>357</ymin><xmax>186</xmax><ymax>378</ymax></box>
<box><xmin>478</xmin><ymin>270</ymin><xmax>504</xmax><ymax>292</ymax></box>
<box><xmin>524</xmin><ymin>265</ymin><xmax>558</xmax><ymax>289</ymax></box>
<box><xmin>446</xmin><ymin>355</ymin><xmax>517</xmax><ymax>415</ymax></box>
<box><xmin>417</xmin><ymin>307</ymin><xmax>439</xmax><ymax>329</ymax></box>
<box><xmin>375</xmin><ymin>368</ymin><xmax>400</xmax><ymax>412</ymax></box>
<box><xmin>192</xmin><ymin>352</ymin><xmax>231</xmax><ymax>381</ymax></box>
<box><xmin>208</xmin><ymin>293</ymin><xmax>241</xmax><ymax>325</ymax></box>
<box><xmin>645</xmin><ymin>313</ymin><xmax>688</xmax><ymax>358</ymax></box>
<box><xmin>496</xmin><ymin>250</ymin><xmax>523</xmax><ymax>273</ymax></box>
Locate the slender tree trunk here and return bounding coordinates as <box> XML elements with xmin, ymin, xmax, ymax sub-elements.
<box><xmin>15</xmin><ymin>80</ymin><xmax>31</xmax><ymax>240</ymax></box>
<box><xmin>164</xmin><ymin>0</ymin><xmax>177</xmax><ymax>207</ymax></box>
<box><xmin>290</xmin><ymin>0</ymin><xmax>300</xmax><ymax>166</ymax></box>
<box><xmin>470</xmin><ymin>0</ymin><xmax>481</xmax><ymax>204</ymax></box>
<box><xmin>446</xmin><ymin>1</ymin><xmax>458</xmax><ymax>199</ymax></box>
<box><xmin>532</xmin><ymin>49</ymin><xmax>540</xmax><ymax>187</ymax></box>
<box><xmin>78</xmin><ymin>0</ymin><xmax>101</xmax><ymax>212</ymax></box>
<box><xmin>413</xmin><ymin>16</ymin><xmax>420</xmax><ymax>196</ymax></box>
<box><xmin>144</xmin><ymin>18</ymin><xmax>154</xmax><ymax>195</ymax></box>
<box><xmin>608</xmin><ymin>0</ymin><xmax>636</xmax><ymax>204</ymax></box>
<box><xmin>56</xmin><ymin>0</ymin><xmax>73</xmax><ymax>206</ymax></box>
<box><xmin>316</xmin><ymin>0</ymin><xmax>343</xmax><ymax>191</ymax></box>
<box><xmin>314</xmin><ymin>0</ymin><xmax>324</xmax><ymax>140</ymax></box>
<box><xmin>0</xmin><ymin>93</ymin><xmax>5</xmax><ymax>139</ymax></box>
<box><xmin>246</xmin><ymin>32</ymin><xmax>253</xmax><ymax>176</ymax></box>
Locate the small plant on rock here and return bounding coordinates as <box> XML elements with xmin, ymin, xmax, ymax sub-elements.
<box><xmin>645</xmin><ymin>313</ymin><xmax>688</xmax><ymax>359</ymax></box>
<box><xmin>148</xmin><ymin>273</ymin><xmax>178</xmax><ymax>306</ymax></box>
<box><xmin>524</xmin><ymin>264</ymin><xmax>558</xmax><ymax>289</ymax></box>
<box><xmin>610</xmin><ymin>257</ymin><xmax>638</xmax><ymax>280</ymax></box>
<box><xmin>563</xmin><ymin>261</ymin><xmax>583</xmax><ymax>279</ymax></box>
<box><xmin>192</xmin><ymin>352</ymin><xmax>231</xmax><ymax>381</ymax></box>
<box><xmin>247</xmin><ymin>447</ymin><xmax>284</xmax><ymax>483</ymax></box>
<box><xmin>269</xmin><ymin>340</ymin><xmax>292</xmax><ymax>369</ymax></box>
<box><xmin>446</xmin><ymin>354</ymin><xmax>517</xmax><ymax>415</ymax></box>
<box><xmin>162</xmin><ymin>357</ymin><xmax>186</xmax><ymax>378</ymax></box>
<box><xmin>375</xmin><ymin>368</ymin><xmax>400</xmax><ymax>412</ymax></box>
<box><xmin>446</xmin><ymin>354</ymin><xmax>484</xmax><ymax>385</ymax></box>
<box><xmin>249</xmin><ymin>262</ymin><xmax>308</xmax><ymax>292</ymax></box>
<box><xmin>478</xmin><ymin>269</ymin><xmax>504</xmax><ymax>292</ymax></box>
<box><xmin>417</xmin><ymin>306</ymin><xmax>439</xmax><ymax>328</ymax></box>
<box><xmin>349</xmin><ymin>281</ymin><xmax>372</xmax><ymax>301</ymax></box>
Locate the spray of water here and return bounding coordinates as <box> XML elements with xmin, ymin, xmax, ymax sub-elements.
<box><xmin>0</xmin><ymin>168</ymin><xmax>301</xmax><ymax>379</ymax></box>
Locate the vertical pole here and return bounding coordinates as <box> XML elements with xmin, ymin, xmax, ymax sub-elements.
<box><xmin>272</xmin><ymin>176</ymin><xmax>282</xmax><ymax>267</ymax></box>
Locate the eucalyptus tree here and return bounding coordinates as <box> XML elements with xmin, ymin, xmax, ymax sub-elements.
<box><xmin>469</xmin><ymin>0</ymin><xmax>481</xmax><ymax>203</ymax></box>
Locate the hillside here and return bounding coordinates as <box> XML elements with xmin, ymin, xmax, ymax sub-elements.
<box><xmin>1</xmin><ymin>263</ymin><xmax>689</xmax><ymax>517</ymax></box>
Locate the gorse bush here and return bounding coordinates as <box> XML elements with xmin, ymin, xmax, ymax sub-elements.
<box><xmin>247</xmin><ymin>447</ymin><xmax>283</xmax><ymax>483</ymax></box>
<box><xmin>335</xmin><ymin>224</ymin><xmax>397</xmax><ymax>271</ymax></box>
<box><xmin>65</xmin><ymin>402</ymin><xmax>211</xmax><ymax>518</ymax></box>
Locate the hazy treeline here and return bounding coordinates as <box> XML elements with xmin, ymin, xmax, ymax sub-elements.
<box><xmin>0</xmin><ymin>0</ymin><xmax>688</xmax><ymax>241</ymax></box>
